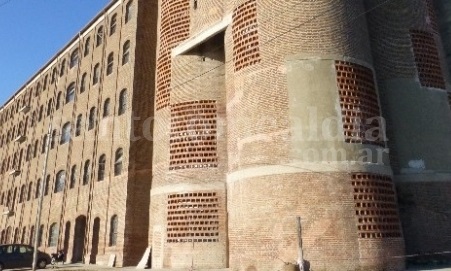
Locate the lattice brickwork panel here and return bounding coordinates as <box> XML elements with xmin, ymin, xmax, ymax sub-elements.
<box><xmin>425</xmin><ymin>0</ymin><xmax>439</xmax><ymax>34</ymax></box>
<box><xmin>156</xmin><ymin>0</ymin><xmax>190</xmax><ymax>110</ymax></box>
<box><xmin>156</xmin><ymin>52</ymin><xmax>171</xmax><ymax>110</ymax></box>
<box><xmin>167</xmin><ymin>192</ymin><xmax>220</xmax><ymax>243</ymax></box>
<box><xmin>335</xmin><ymin>61</ymin><xmax>383</xmax><ymax>146</ymax></box>
<box><xmin>411</xmin><ymin>30</ymin><xmax>446</xmax><ymax>89</ymax></box>
<box><xmin>170</xmin><ymin>100</ymin><xmax>218</xmax><ymax>170</ymax></box>
<box><xmin>232</xmin><ymin>0</ymin><xmax>261</xmax><ymax>72</ymax></box>
<box><xmin>352</xmin><ymin>173</ymin><xmax>402</xmax><ymax>239</ymax></box>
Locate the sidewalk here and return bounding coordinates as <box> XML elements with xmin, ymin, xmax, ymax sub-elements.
<box><xmin>8</xmin><ymin>263</ymin><xmax>451</xmax><ymax>271</ymax></box>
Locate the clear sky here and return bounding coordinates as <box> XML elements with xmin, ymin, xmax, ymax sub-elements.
<box><xmin>0</xmin><ymin>0</ymin><xmax>110</xmax><ymax>106</ymax></box>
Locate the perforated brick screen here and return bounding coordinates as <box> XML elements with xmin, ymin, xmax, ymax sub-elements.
<box><xmin>156</xmin><ymin>52</ymin><xmax>172</xmax><ymax>110</ymax></box>
<box><xmin>232</xmin><ymin>0</ymin><xmax>261</xmax><ymax>72</ymax></box>
<box><xmin>335</xmin><ymin>61</ymin><xmax>384</xmax><ymax>146</ymax></box>
<box><xmin>167</xmin><ymin>192</ymin><xmax>220</xmax><ymax>243</ymax></box>
<box><xmin>352</xmin><ymin>173</ymin><xmax>402</xmax><ymax>239</ymax></box>
<box><xmin>156</xmin><ymin>0</ymin><xmax>190</xmax><ymax>110</ymax></box>
<box><xmin>411</xmin><ymin>30</ymin><xmax>446</xmax><ymax>89</ymax></box>
<box><xmin>169</xmin><ymin>100</ymin><xmax>218</xmax><ymax>170</ymax></box>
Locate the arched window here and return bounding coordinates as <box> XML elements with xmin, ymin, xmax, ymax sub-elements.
<box><xmin>26</xmin><ymin>145</ymin><xmax>32</xmax><ymax>161</ymax></box>
<box><xmin>60</xmin><ymin>59</ymin><xmax>66</xmax><ymax>77</ymax></box>
<box><xmin>114</xmin><ymin>148</ymin><xmax>123</xmax><ymax>176</ymax></box>
<box><xmin>106</xmin><ymin>53</ymin><xmax>114</xmax><ymax>75</ymax></box>
<box><xmin>14</xmin><ymin>228</ymin><xmax>19</xmax><ymax>243</ymax></box>
<box><xmin>55</xmin><ymin>170</ymin><xmax>66</xmax><ymax>193</ymax></box>
<box><xmin>125</xmin><ymin>1</ymin><xmax>133</xmax><ymax>23</ymax></box>
<box><xmin>35</xmin><ymin>179</ymin><xmax>41</xmax><ymax>199</ymax></box>
<box><xmin>96</xmin><ymin>26</ymin><xmax>104</xmax><ymax>47</ymax></box>
<box><xmin>51</xmin><ymin>68</ymin><xmax>57</xmax><ymax>83</ymax></box>
<box><xmin>29</xmin><ymin>226</ymin><xmax>35</xmax><ymax>246</ymax></box>
<box><xmin>61</xmin><ymin>122</ymin><xmax>71</xmax><ymax>144</ymax></box>
<box><xmin>45</xmin><ymin>175</ymin><xmax>51</xmax><ymax>196</ymax></box>
<box><xmin>27</xmin><ymin>182</ymin><xmax>32</xmax><ymax>201</ymax></box>
<box><xmin>43</xmin><ymin>75</ymin><xmax>48</xmax><ymax>90</ymax></box>
<box><xmin>93</xmin><ymin>63</ymin><xmax>100</xmax><ymax>85</ymax></box>
<box><xmin>98</xmin><ymin>154</ymin><xmax>106</xmax><ymax>181</ymax></box>
<box><xmin>19</xmin><ymin>184</ymin><xmax>26</xmax><ymax>203</ymax></box>
<box><xmin>56</xmin><ymin>91</ymin><xmax>62</xmax><ymax>110</ymax></box>
<box><xmin>36</xmin><ymin>83</ymin><xmax>41</xmax><ymax>96</ymax></box>
<box><xmin>110</xmin><ymin>14</ymin><xmax>117</xmax><ymax>35</ymax></box>
<box><xmin>76</xmin><ymin>114</ymin><xmax>82</xmax><ymax>137</ymax></box>
<box><xmin>34</xmin><ymin>140</ymin><xmax>39</xmax><ymax>158</ymax></box>
<box><xmin>47</xmin><ymin>99</ymin><xmax>53</xmax><ymax>116</ymax></box>
<box><xmin>38</xmin><ymin>105</ymin><xmax>43</xmax><ymax>121</ymax></box>
<box><xmin>37</xmin><ymin>225</ymin><xmax>44</xmax><ymax>247</ymax></box>
<box><xmin>18</xmin><ymin>149</ymin><xmax>23</xmax><ymax>168</ymax></box>
<box><xmin>84</xmin><ymin>37</ymin><xmax>91</xmax><ymax>57</ymax></box>
<box><xmin>122</xmin><ymin>41</ymin><xmax>130</xmax><ymax>65</ymax></box>
<box><xmin>48</xmin><ymin>223</ymin><xmax>58</xmax><ymax>247</ymax></box>
<box><xmin>109</xmin><ymin>215</ymin><xmax>118</xmax><ymax>246</ymax></box>
<box><xmin>42</xmin><ymin>134</ymin><xmax>48</xmax><ymax>154</ymax></box>
<box><xmin>103</xmin><ymin>99</ymin><xmax>111</xmax><ymax>118</ymax></box>
<box><xmin>21</xmin><ymin>227</ymin><xmax>27</xmax><ymax>244</ymax></box>
<box><xmin>70</xmin><ymin>50</ymin><xmax>79</xmax><ymax>68</ymax></box>
<box><xmin>70</xmin><ymin>165</ymin><xmax>77</xmax><ymax>188</ymax></box>
<box><xmin>119</xmin><ymin>89</ymin><xmax>127</xmax><ymax>115</ymax></box>
<box><xmin>83</xmin><ymin>160</ymin><xmax>91</xmax><ymax>185</ymax></box>
<box><xmin>66</xmin><ymin>82</ymin><xmax>75</xmax><ymax>103</ymax></box>
<box><xmin>51</xmin><ymin>130</ymin><xmax>57</xmax><ymax>149</ymax></box>
<box><xmin>80</xmin><ymin>73</ymin><xmax>87</xmax><ymax>93</ymax></box>
<box><xmin>89</xmin><ymin>107</ymin><xmax>96</xmax><ymax>130</ymax></box>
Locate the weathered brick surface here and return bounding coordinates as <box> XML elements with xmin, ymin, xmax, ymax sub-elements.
<box><xmin>0</xmin><ymin>0</ymin><xmax>157</xmax><ymax>267</ymax></box>
<box><xmin>150</xmin><ymin>0</ymin><xmax>405</xmax><ymax>270</ymax></box>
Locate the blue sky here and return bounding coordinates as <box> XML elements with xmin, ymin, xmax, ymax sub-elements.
<box><xmin>0</xmin><ymin>0</ymin><xmax>110</xmax><ymax>105</ymax></box>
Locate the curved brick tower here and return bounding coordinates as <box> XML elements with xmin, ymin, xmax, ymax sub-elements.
<box><xmin>365</xmin><ymin>0</ymin><xmax>451</xmax><ymax>262</ymax></box>
<box><xmin>150</xmin><ymin>0</ymin><xmax>228</xmax><ymax>268</ymax></box>
<box><xmin>151</xmin><ymin>0</ymin><xmax>405</xmax><ymax>270</ymax></box>
<box><xmin>224</xmin><ymin>0</ymin><xmax>404</xmax><ymax>270</ymax></box>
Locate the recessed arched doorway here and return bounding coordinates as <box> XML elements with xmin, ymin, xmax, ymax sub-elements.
<box><xmin>90</xmin><ymin>217</ymin><xmax>100</xmax><ymax>264</ymax></box>
<box><xmin>72</xmin><ymin>215</ymin><xmax>87</xmax><ymax>263</ymax></box>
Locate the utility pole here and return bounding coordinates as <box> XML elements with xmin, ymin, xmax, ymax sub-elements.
<box><xmin>32</xmin><ymin>123</ymin><xmax>52</xmax><ymax>271</ymax></box>
<box><xmin>296</xmin><ymin>216</ymin><xmax>304</xmax><ymax>271</ymax></box>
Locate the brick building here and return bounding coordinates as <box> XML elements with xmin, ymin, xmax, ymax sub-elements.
<box><xmin>0</xmin><ymin>0</ymin><xmax>157</xmax><ymax>266</ymax></box>
<box><xmin>150</xmin><ymin>0</ymin><xmax>451</xmax><ymax>270</ymax></box>
<box><xmin>2</xmin><ymin>0</ymin><xmax>451</xmax><ymax>270</ymax></box>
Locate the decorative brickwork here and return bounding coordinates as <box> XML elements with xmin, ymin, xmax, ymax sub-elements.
<box><xmin>335</xmin><ymin>61</ymin><xmax>383</xmax><ymax>146</ymax></box>
<box><xmin>352</xmin><ymin>173</ymin><xmax>402</xmax><ymax>239</ymax></box>
<box><xmin>410</xmin><ymin>30</ymin><xmax>446</xmax><ymax>89</ymax></box>
<box><xmin>156</xmin><ymin>0</ymin><xmax>190</xmax><ymax>110</ymax></box>
<box><xmin>156</xmin><ymin>52</ymin><xmax>171</xmax><ymax>110</ymax></box>
<box><xmin>167</xmin><ymin>192</ymin><xmax>219</xmax><ymax>243</ymax></box>
<box><xmin>232</xmin><ymin>0</ymin><xmax>261</xmax><ymax>72</ymax></box>
<box><xmin>169</xmin><ymin>100</ymin><xmax>218</xmax><ymax>170</ymax></box>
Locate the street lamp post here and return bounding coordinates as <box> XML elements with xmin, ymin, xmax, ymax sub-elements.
<box><xmin>32</xmin><ymin>123</ymin><xmax>52</xmax><ymax>271</ymax></box>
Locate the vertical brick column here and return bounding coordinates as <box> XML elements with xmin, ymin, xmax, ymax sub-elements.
<box><xmin>151</xmin><ymin>0</ymin><xmax>229</xmax><ymax>269</ymax></box>
<box><xmin>225</xmin><ymin>0</ymin><xmax>404</xmax><ymax>270</ymax></box>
